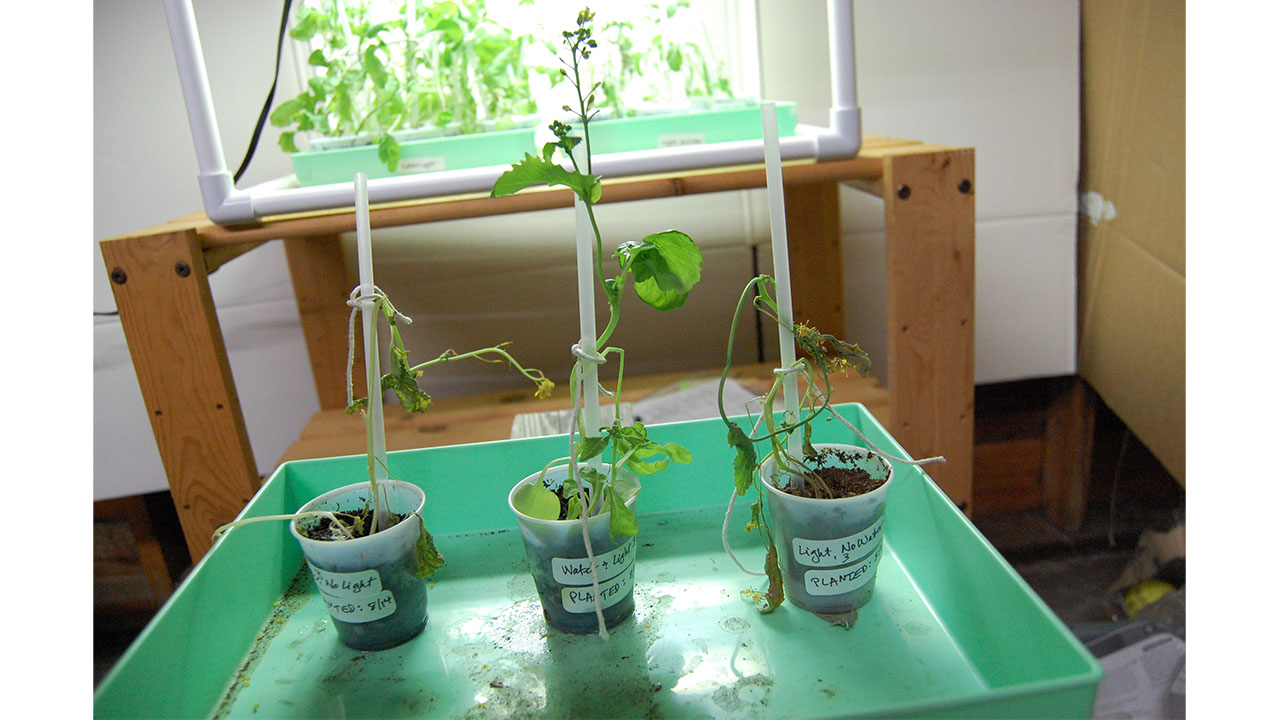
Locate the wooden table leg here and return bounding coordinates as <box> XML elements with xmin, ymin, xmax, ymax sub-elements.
<box><xmin>784</xmin><ymin>181</ymin><xmax>844</xmax><ymax>336</ymax></box>
<box><xmin>283</xmin><ymin>235</ymin><xmax>360</xmax><ymax>410</ymax></box>
<box><xmin>881</xmin><ymin>149</ymin><xmax>976</xmax><ymax>511</ymax></box>
<box><xmin>101</xmin><ymin>229</ymin><xmax>259</xmax><ymax>560</ymax></box>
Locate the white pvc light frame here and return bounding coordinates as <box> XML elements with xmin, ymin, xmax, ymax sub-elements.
<box><xmin>162</xmin><ymin>0</ymin><xmax>860</xmax><ymax>225</ymax></box>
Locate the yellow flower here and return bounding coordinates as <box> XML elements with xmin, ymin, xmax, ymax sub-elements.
<box><xmin>535</xmin><ymin>378</ymin><xmax>556</xmax><ymax>399</ymax></box>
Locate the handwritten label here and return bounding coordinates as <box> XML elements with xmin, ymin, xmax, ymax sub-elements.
<box><xmin>658</xmin><ymin>133</ymin><xmax>706</xmax><ymax>148</ymax></box>
<box><xmin>562</xmin><ymin>564</ymin><xmax>635</xmax><ymax>613</ymax></box>
<box><xmin>792</xmin><ymin>518</ymin><xmax>884</xmax><ymax>568</ymax></box>
<box><xmin>307</xmin><ymin>564</ymin><xmax>383</xmax><ymax>598</ymax></box>
<box><xmin>307</xmin><ymin>564</ymin><xmax>396</xmax><ymax>623</ymax></box>
<box><xmin>552</xmin><ymin>537</ymin><xmax>635</xmax><ymax>585</ymax></box>
<box><xmin>804</xmin><ymin>546</ymin><xmax>882</xmax><ymax>596</ymax></box>
<box><xmin>319</xmin><ymin>590</ymin><xmax>398</xmax><ymax>623</ymax></box>
<box><xmin>397</xmin><ymin>156</ymin><xmax>447</xmax><ymax>173</ymax></box>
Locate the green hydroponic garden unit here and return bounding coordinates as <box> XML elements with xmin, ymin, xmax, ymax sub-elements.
<box><xmin>94</xmin><ymin>404</ymin><xmax>1101</xmax><ymax>719</ymax></box>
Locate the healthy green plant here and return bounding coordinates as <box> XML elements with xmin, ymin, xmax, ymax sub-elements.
<box><xmin>270</xmin><ymin>0</ymin><xmax>737</xmax><ymax>172</ymax></box>
<box><xmin>716</xmin><ymin>274</ymin><xmax>873</xmax><ymax>612</ymax></box>
<box><xmin>492</xmin><ymin>7</ymin><xmax>703</xmax><ymax>540</ymax></box>
<box><xmin>271</xmin><ymin>0</ymin><xmax>551</xmax><ymax>172</ymax></box>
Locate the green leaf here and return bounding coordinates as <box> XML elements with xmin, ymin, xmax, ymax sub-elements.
<box><xmin>727</xmin><ymin>423</ymin><xmax>758</xmax><ymax>495</ymax></box>
<box><xmin>378</xmin><ymin>134</ymin><xmax>402</xmax><ymax>172</ymax></box>
<box><xmin>363</xmin><ymin>47</ymin><xmax>388</xmax><ymax>86</ymax></box>
<box><xmin>269</xmin><ymin>98</ymin><xmax>304</xmax><ymax>128</ymax></box>
<box><xmin>620</xmin><ymin>230</ymin><xmax>703</xmax><ymax>311</ymax></box>
<box><xmin>608</xmin><ymin>489</ymin><xmax>639</xmax><ymax>538</ymax></box>
<box><xmin>413</xmin><ymin>515</ymin><xmax>445</xmax><ymax>579</ymax></box>
<box><xmin>289</xmin><ymin>8</ymin><xmax>327</xmax><ymax>41</ymax></box>
<box><xmin>306</xmin><ymin>49</ymin><xmax>330</xmax><ymax>68</ymax></box>
<box><xmin>490</xmin><ymin>152</ymin><xmax>601</xmax><ymax>204</ymax></box>
<box><xmin>576</xmin><ymin>435</ymin><xmax>608</xmax><ymax>462</ymax></box>
<box><xmin>511</xmin><ymin>481</ymin><xmax>561</xmax><ymax>521</ymax></box>
<box><xmin>431</xmin><ymin>18</ymin><xmax>465</xmax><ymax>43</ymax></box>
<box><xmin>661</xmin><ymin>443</ymin><xmax>693</xmax><ymax>464</ymax></box>
<box><xmin>278</xmin><ymin>131</ymin><xmax>298</xmax><ymax>153</ymax></box>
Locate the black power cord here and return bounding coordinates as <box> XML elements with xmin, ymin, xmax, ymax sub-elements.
<box><xmin>233</xmin><ymin>0</ymin><xmax>295</xmax><ymax>184</ymax></box>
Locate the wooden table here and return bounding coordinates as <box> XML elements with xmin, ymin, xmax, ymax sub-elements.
<box><xmin>101</xmin><ymin>135</ymin><xmax>975</xmax><ymax>559</ymax></box>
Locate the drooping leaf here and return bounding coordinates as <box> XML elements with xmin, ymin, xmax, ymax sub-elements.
<box><xmin>727</xmin><ymin>423</ymin><xmax>757</xmax><ymax>495</ymax></box>
<box><xmin>662</xmin><ymin>443</ymin><xmax>693</xmax><ymax>464</ymax></box>
<box><xmin>383</xmin><ymin>344</ymin><xmax>430</xmax><ymax>412</ymax></box>
<box><xmin>278</xmin><ymin>131</ymin><xmax>298</xmax><ymax>154</ymax></box>
<box><xmin>414</xmin><ymin>515</ymin><xmax>445</xmax><ymax>579</ymax></box>
<box><xmin>608</xmin><ymin>488</ymin><xmax>639</xmax><ymax>538</ymax></box>
<box><xmin>759</xmin><ymin>543</ymin><xmax>785</xmax><ymax>613</ymax></box>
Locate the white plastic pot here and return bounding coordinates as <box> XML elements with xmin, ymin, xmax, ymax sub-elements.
<box><xmin>760</xmin><ymin>443</ymin><xmax>893</xmax><ymax>614</ymax></box>
<box><xmin>508</xmin><ymin>465</ymin><xmax>639</xmax><ymax>634</ymax></box>
<box><xmin>290</xmin><ymin>480</ymin><xmax>429</xmax><ymax>651</ymax></box>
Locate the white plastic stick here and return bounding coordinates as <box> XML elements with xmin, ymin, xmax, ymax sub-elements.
<box><xmin>572</xmin><ymin>148</ymin><xmax>603</xmax><ymax>467</ymax></box>
<box><xmin>762</xmin><ymin>103</ymin><xmax>802</xmax><ymax>459</ymax></box>
<box><xmin>354</xmin><ymin>173</ymin><xmax>391</xmax><ymax>527</ymax></box>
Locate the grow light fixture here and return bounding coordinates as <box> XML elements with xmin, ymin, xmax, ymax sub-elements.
<box><xmin>162</xmin><ymin>0</ymin><xmax>860</xmax><ymax>225</ymax></box>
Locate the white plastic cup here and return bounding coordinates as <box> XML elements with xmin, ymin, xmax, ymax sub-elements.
<box><xmin>291</xmin><ymin>480</ymin><xmax>429</xmax><ymax>651</ymax></box>
<box><xmin>760</xmin><ymin>443</ymin><xmax>893</xmax><ymax>614</ymax></box>
<box><xmin>508</xmin><ymin>465</ymin><xmax>639</xmax><ymax>634</ymax></box>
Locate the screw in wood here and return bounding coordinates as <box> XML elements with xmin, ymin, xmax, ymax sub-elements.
<box><xmin>110</xmin><ymin>267</ymin><xmax>127</xmax><ymax>285</ymax></box>
<box><xmin>958</xmin><ymin>179</ymin><xmax>972</xmax><ymax>194</ymax></box>
<box><xmin>175</xmin><ymin>261</ymin><xmax>191</xmax><ymax>277</ymax></box>
<box><xmin>897</xmin><ymin>185</ymin><xmax>911</xmax><ymax>200</ymax></box>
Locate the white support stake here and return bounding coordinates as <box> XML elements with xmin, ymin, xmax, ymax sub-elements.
<box><xmin>762</xmin><ymin>103</ymin><xmax>802</xmax><ymax>459</ymax></box>
<box><xmin>353</xmin><ymin>173</ymin><xmax>391</xmax><ymax>527</ymax></box>
<box><xmin>573</xmin><ymin>149</ymin><xmax>603</xmax><ymax>469</ymax></box>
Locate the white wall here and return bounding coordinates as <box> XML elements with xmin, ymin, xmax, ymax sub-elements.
<box><xmin>94</xmin><ymin>0</ymin><xmax>318</xmax><ymax>499</ymax></box>
<box><xmin>93</xmin><ymin>0</ymin><xmax>1079</xmax><ymax>500</ymax></box>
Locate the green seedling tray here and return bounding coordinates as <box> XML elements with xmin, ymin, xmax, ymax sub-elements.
<box><xmin>289</xmin><ymin>102</ymin><xmax>797</xmax><ymax>187</ymax></box>
<box><xmin>290</xmin><ymin>126</ymin><xmax>539</xmax><ymax>187</ymax></box>
<box><xmin>94</xmin><ymin>404</ymin><xmax>1100</xmax><ymax>719</ymax></box>
<box><xmin>581</xmin><ymin>101</ymin><xmax>798</xmax><ymax>156</ymax></box>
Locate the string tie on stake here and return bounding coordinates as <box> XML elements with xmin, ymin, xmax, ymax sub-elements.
<box><xmin>570</xmin><ymin>343</ymin><xmax>613</xmax><ymax>397</ymax></box>
<box><xmin>773</xmin><ymin>364</ymin><xmax>803</xmax><ymax>377</ymax></box>
<box><xmin>345</xmin><ymin>285</ymin><xmax>412</xmax><ymax>409</ymax></box>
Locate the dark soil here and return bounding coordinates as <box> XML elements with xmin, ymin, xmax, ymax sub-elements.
<box><xmin>302</xmin><ymin>507</ymin><xmax>408</xmax><ymax>541</ymax></box>
<box><xmin>778</xmin><ymin>447</ymin><xmax>887</xmax><ymax>499</ymax></box>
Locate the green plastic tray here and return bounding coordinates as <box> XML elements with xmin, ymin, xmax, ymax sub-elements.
<box><xmin>290</xmin><ymin>126</ymin><xmax>539</xmax><ymax>187</ymax></box>
<box><xmin>289</xmin><ymin>102</ymin><xmax>797</xmax><ymax>187</ymax></box>
<box><xmin>94</xmin><ymin>404</ymin><xmax>1101</xmax><ymax>719</ymax></box>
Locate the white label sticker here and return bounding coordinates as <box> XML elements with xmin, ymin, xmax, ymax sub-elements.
<box><xmin>307</xmin><ymin>564</ymin><xmax>383</xmax><ymax>599</ymax></box>
<box><xmin>792</xmin><ymin>518</ymin><xmax>884</xmax><ymax>568</ymax></box>
<box><xmin>320</xmin><ymin>589</ymin><xmax>398</xmax><ymax>623</ymax></box>
<box><xmin>657</xmin><ymin>133</ymin><xmax>706</xmax><ymax>148</ymax></box>
<box><xmin>804</xmin><ymin>545</ymin><xmax>882</xmax><ymax>596</ymax></box>
<box><xmin>561</xmin><ymin>564</ymin><xmax>635</xmax><ymax>613</ymax></box>
<box><xmin>552</xmin><ymin>537</ymin><xmax>636</xmax><ymax>586</ymax></box>
<box><xmin>397</xmin><ymin>156</ymin><xmax>447</xmax><ymax>173</ymax></box>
